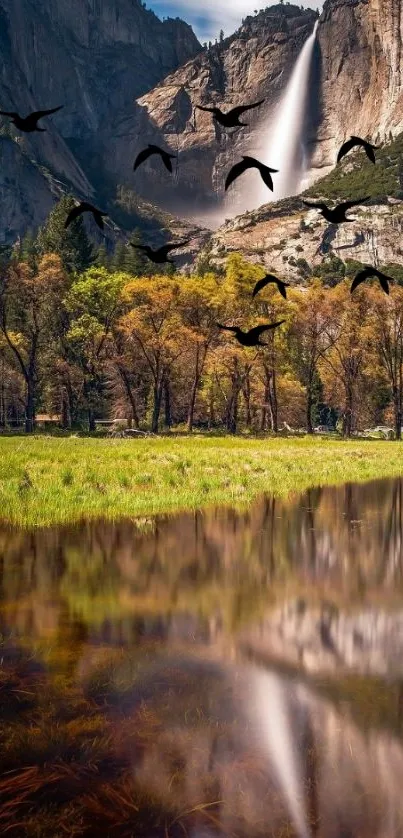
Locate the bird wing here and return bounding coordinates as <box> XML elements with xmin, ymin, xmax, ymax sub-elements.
<box><xmin>336</xmin><ymin>137</ymin><xmax>357</xmax><ymax>163</ymax></box>
<box><xmin>350</xmin><ymin>268</ymin><xmax>372</xmax><ymax>292</ymax></box>
<box><xmin>216</xmin><ymin>323</ymin><xmax>237</xmax><ymax>332</ymax></box>
<box><xmin>340</xmin><ymin>136</ymin><xmax>377</xmax><ymax>164</ymax></box>
<box><xmin>30</xmin><ymin>106</ymin><xmax>63</xmax><ymax>119</ymax></box>
<box><xmin>338</xmin><ymin>197</ymin><xmax>370</xmax><ymax>211</ymax></box>
<box><xmin>229</xmin><ymin>100</ymin><xmax>265</xmax><ymax>119</ymax></box>
<box><xmin>160</xmin><ymin>150</ymin><xmax>175</xmax><ymax>172</ymax></box>
<box><xmin>133</xmin><ymin>147</ymin><xmax>154</xmax><ymax>170</ymax></box>
<box><xmin>225</xmin><ymin>158</ymin><xmax>252</xmax><ymax>190</ymax></box>
<box><xmin>0</xmin><ymin>110</ymin><xmax>19</xmax><ymax>118</ymax></box>
<box><xmin>379</xmin><ymin>275</ymin><xmax>390</xmax><ymax>294</ymax></box>
<box><xmin>161</xmin><ymin>240</ymin><xmax>190</xmax><ymax>255</ymax></box>
<box><xmin>196</xmin><ymin>105</ymin><xmax>215</xmax><ymax>113</ymax></box>
<box><xmin>64</xmin><ymin>205</ymin><xmax>84</xmax><ymax>228</ymax></box>
<box><xmin>130</xmin><ymin>244</ymin><xmax>148</xmax><ymax>251</ymax></box>
<box><xmin>92</xmin><ymin>209</ymin><xmax>105</xmax><ymax>230</ymax></box>
<box><xmin>302</xmin><ymin>200</ymin><xmax>327</xmax><ymax>210</ymax></box>
<box><xmin>247</xmin><ymin>322</ymin><xmax>285</xmax><ymax>339</ymax></box>
<box><xmin>258</xmin><ymin>163</ymin><xmax>277</xmax><ymax>191</ymax></box>
<box><xmin>252</xmin><ymin>274</ymin><xmax>277</xmax><ymax>298</ymax></box>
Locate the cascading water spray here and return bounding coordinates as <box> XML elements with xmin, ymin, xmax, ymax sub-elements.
<box><xmin>228</xmin><ymin>19</ymin><xmax>319</xmax><ymax>216</ymax></box>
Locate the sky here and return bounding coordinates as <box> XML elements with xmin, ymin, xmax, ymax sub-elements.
<box><xmin>148</xmin><ymin>1</ymin><xmax>324</xmax><ymax>42</ymax></box>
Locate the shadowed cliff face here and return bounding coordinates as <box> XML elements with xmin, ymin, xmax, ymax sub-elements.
<box><xmin>0</xmin><ymin>0</ymin><xmax>201</xmax><ymax>241</ymax></box>
<box><xmin>132</xmin><ymin>5</ymin><xmax>319</xmax><ymax>217</ymax></box>
<box><xmin>131</xmin><ymin>0</ymin><xmax>403</xmax><ymax>221</ymax></box>
<box><xmin>1</xmin><ymin>0</ymin><xmax>403</xmax><ymax>243</ymax></box>
<box><xmin>309</xmin><ymin>0</ymin><xmax>403</xmax><ymax>182</ymax></box>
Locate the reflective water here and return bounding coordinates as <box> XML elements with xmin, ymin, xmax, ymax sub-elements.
<box><xmin>1</xmin><ymin>478</ymin><xmax>403</xmax><ymax>836</ymax></box>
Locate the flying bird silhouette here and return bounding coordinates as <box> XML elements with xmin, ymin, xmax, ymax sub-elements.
<box><xmin>64</xmin><ymin>202</ymin><xmax>107</xmax><ymax>230</ymax></box>
<box><xmin>252</xmin><ymin>274</ymin><xmax>290</xmax><ymax>299</ymax></box>
<box><xmin>350</xmin><ymin>266</ymin><xmax>393</xmax><ymax>295</ymax></box>
<box><xmin>337</xmin><ymin>135</ymin><xmax>380</xmax><ymax>165</ymax></box>
<box><xmin>196</xmin><ymin>100</ymin><xmax>264</xmax><ymax>128</ymax></box>
<box><xmin>225</xmin><ymin>157</ymin><xmax>278</xmax><ymax>191</ymax></box>
<box><xmin>130</xmin><ymin>241</ymin><xmax>190</xmax><ymax>264</ymax></box>
<box><xmin>133</xmin><ymin>144</ymin><xmax>177</xmax><ymax>173</ymax></box>
<box><xmin>216</xmin><ymin>321</ymin><xmax>286</xmax><ymax>347</ymax></box>
<box><xmin>302</xmin><ymin>197</ymin><xmax>370</xmax><ymax>224</ymax></box>
<box><xmin>0</xmin><ymin>106</ymin><xmax>63</xmax><ymax>132</ymax></box>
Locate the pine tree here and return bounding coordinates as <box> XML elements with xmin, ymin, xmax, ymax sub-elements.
<box><xmin>20</xmin><ymin>229</ymin><xmax>37</xmax><ymax>268</ymax></box>
<box><xmin>35</xmin><ymin>195</ymin><xmax>94</xmax><ymax>274</ymax></box>
<box><xmin>95</xmin><ymin>242</ymin><xmax>109</xmax><ymax>269</ymax></box>
<box><xmin>124</xmin><ymin>228</ymin><xmax>148</xmax><ymax>276</ymax></box>
<box><xmin>111</xmin><ymin>240</ymin><xmax>127</xmax><ymax>272</ymax></box>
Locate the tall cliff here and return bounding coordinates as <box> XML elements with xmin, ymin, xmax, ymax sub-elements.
<box><xmin>132</xmin><ymin>0</ymin><xmax>403</xmax><ymax>222</ymax></box>
<box><xmin>2</xmin><ymin>0</ymin><xmax>403</xmax><ymax>245</ymax></box>
<box><xmin>308</xmin><ymin>0</ymin><xmax>403</xmax><ymax>182</ymax></box>
<box><xmin>0</xmin><ymin>0</ymin><xmax>201</xmax><ymax>242</ymax></box>
<box><xmin>131</xmin><ymin>4</ymin><xmax>319</xmax><ymax>219</ymax></box>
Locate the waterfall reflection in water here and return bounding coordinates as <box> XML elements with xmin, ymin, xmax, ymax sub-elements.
<box><xmin>75</xmin><ymin>653</ymin><xmax>403</xmax><ymax>838</ymax></box>
<box><xmin>2</xmin><ymin>478</ymin><xmax>403</xmax><ymax>834</ymax></box>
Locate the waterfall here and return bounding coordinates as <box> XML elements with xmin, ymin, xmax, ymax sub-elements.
<box><xmin>228</xmin><ymin>20</ymin><xmax>319</xmax><ymax>216</ymax></box>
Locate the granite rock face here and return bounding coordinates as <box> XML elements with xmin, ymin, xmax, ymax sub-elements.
<box><xmin>133</xmin><ymin>0</ymin><xmax>403</xmax><ymax>221</ymax></box>
<box><xmin>205</xmin><ymin>196</ymin><xmax>403</xmax><ymax>280</ymax></box>
<box><xmin>0</xmin><ymin>0</ymin><xmax>201</xmax><ymax>242</ymax></box>
<box><xmin>308</xmin><ymin>0</ymin><xmax>403</xmax><ymax>184</ymax></box>
<box><xmin>133</xmin><ymin>5</ymin><xmax>319</xmax><ymax>217</ymax></box>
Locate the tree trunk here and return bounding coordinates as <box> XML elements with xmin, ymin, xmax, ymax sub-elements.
<box><xmin>265</xmin><ymin>365</ymin><xmax>278</xmax><ymax>433</ymax></box>
<box><xmin>187</xmin><ymin>347</ymin><xmax>200</xmax><ymax>434</ymax></box>
<box><xmin>151</xmin><ymin>379</ymin><xmax>164</xmax><ymax>433</ymax></box>
<box><xmin>393</xmin><ymin>388</ymin><xmax>402</xmax><ymax>441</ymax></box>
<box><xmin>25</xmin><ymin>376</ymin><xmax>35</xmax><ymax>434</ymax></box>
<box><xmin>118</xmin><ymin>365</ymin><xmax>140</xmax><ymax>428</ymax></box>
<box><xmin>343</xmin><ymin>387</ymin><xmax>353</xmax><ymax>438</ymax></box>
<box><xmin>163</xmin><ymin>378</ymin><xmax>172</xmax><ymax>429</ymax></box>
<box><xmin>242</xmin><ymin>370</ymin><xmax>252</xmax><ymax>429</ymax></box>
<box><xmin>61</xmin><ymin>393</ymin><xmax>71</xmax><ymax>430</ymax></box>
<box><xmin>306</xmin><ymin>376</ymin><xmax>314</xmax><ymax>434</ymax></box>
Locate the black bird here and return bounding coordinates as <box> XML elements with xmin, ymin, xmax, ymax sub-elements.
<box><xmin>350</xmin><ymin>266</ymin><xmax>393</xmax><ymax>295</ymax></box>
<box><xmin>196</xmin><ymin>100</ymin><xmax>264</xmax><ymax>128</ymax></box>
<box><xmin>130</xmin><ymin>240</ymin><xmax>190</xmax><ymax>264</ymax></box>
<box><xmin>252</xmin><ymin>274</ymin><xmax>290</xmax><ymax>300</ymax></box>
<box><xmin>302</xmin><ymin>197</ymin><xmax>370</xmax><ymax>224</ymax></box>
<box><xmin>133</xmin><ymin>144</ymin><xmax>177</xmax><ymax>173</ymax></box>
<box><xmin>225</xmin><ymin>156</ymin><xmax>278</xmax><ymax>192</ymax></box>
<box><xmin>64</xmin><ymin>202</ymin><xmax>107</xmax><ymax>230</ymax></box>
<box><xmin>0</xmin><ymin>106</ymin><xmax>63</xmax><ymax>132</ymax></box>
<box><xmin>337</xmin><ymin>135</ymin><xmax>380</xmax><ymax>165</ymax></box>
<box><xmin>216</xmin><ymin>321</ymin><xmax>286</xmax><ymax>347</ymax></box>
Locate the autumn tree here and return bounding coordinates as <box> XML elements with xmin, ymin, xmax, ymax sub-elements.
<box><xmin>318</xmin><ymin>281</ymin><xmax>374</xmax><ymax>437</ymax></box>
<box><xmin>36</xmin><ymin>195</ymin><xmax>94</xmax><ymax>273</ymax></box>
<box><xmin>288</xmin><ymin>280</ymin><xmax>335</xmax><ymax>433</ymax></box>
<box><xmin>63</xmin><ymin>267</ymin><xmax>128</xmax><ymax>430</ymax></box>
<box><xmin>0</xmin><ymin>254</ymin><xmax>68</xmax><ymax>431</ymax></box>
<box><xmin>367</xmin><ymin>285</ymin><xmax>403</xmax><ymax>439</ymax></box>
<box><xmin>119</xmin><ymin>276</ymin><xmax>193</xmax><ymax>433</ymax></box>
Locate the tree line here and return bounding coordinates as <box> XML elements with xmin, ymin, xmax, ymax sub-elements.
<box><xmin>1</xmin><ymin>197</ymin><xmax>403</xmax><ymax>438</ymax></box>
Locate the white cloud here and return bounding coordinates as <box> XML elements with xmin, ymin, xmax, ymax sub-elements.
<box><xmin>149</xmin><ymin>1</ymin><xmax>323</xmax><ymax>42</ymax></box>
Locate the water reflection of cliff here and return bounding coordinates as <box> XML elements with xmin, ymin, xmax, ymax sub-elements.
<box><xmin>1</xmin><ymin>478</ymin><xmax>403</xmax><ymax>652</ymax></box>
<box><xmin>77</xmin><ymin>654</ymin><xmax>403</xmax><ymax>838</ymax></box>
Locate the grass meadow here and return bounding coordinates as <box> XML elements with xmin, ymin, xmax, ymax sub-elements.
<box><xmin>0</xmin><ymin>434</ymin><xmax>402</xmax><ymax>527</ymax></box>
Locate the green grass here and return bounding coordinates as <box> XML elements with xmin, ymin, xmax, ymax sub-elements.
<box><xmin>0</xmin><ymin>435</ymin><xmax>402</xmax><ymax>527</ymax></box>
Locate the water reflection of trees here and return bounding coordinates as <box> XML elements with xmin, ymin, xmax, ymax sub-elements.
<box><xmin>1</xmin><ymin>478</ymin><xmax>403</xmax><ymax>642</ymax></box>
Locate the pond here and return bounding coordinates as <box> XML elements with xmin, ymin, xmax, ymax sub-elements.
<box><xmin>1</xmin><ymin>477</ymin><xmax>403</xmax><ymax>836</ymax></box>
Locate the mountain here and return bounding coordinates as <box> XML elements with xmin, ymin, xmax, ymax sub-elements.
<box><xmin>131</xmin><ymin>4</ymin><xmax>319</xmax><ymax>218</ymax></box>
<box><xmin>204</xmin><ymin>132</ymin><xmax>403</xmax><ymax>280</ymax></box>
<box><xmin>1</xmin><ymin>0</ymin><xmax>403</xmax><ymax>248</ymax></box>
<box><xmin>0</xmin><ymin>0</ymin><xmax>201</xmax><ymax>244</ymax></box>
<box><xmin>311</xmin><ymin>0</ymin><xmax>403</xmax><ymax>182</ymax></box>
